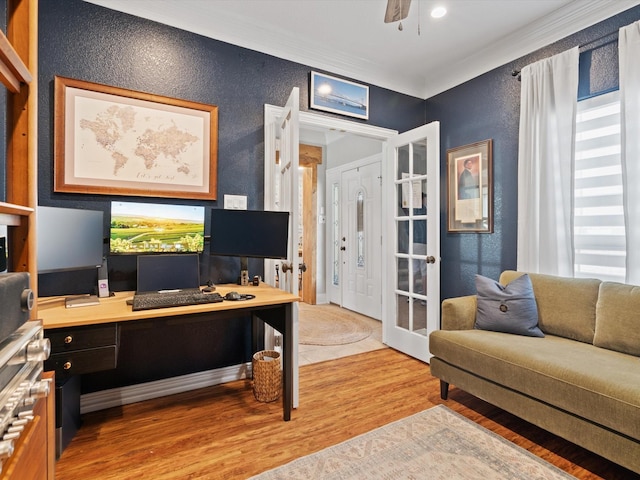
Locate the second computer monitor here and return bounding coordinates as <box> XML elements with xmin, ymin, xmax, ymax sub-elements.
<box><xmin>209</xmin><ymin>209</ymin><xmax>289</xmax><ymax>260</ymax></box>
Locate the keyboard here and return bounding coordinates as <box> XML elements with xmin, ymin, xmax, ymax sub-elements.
<box><xmin>132</xmin><ymin>291</ymin><xmax>224</xmax><ymax>311</ymax></box>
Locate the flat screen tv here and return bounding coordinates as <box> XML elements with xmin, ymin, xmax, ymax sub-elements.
<box><xmin>110</xmin><ymin>201</ymin><xmax>205</xmax><ymax>254</ymax></box>
<box><xmin>209</xmin><ymin>209</ymin><xmax>289</xmax><ymax>259</ymax></box>
<box><xmin>37</xmin><ymin>206</ymin><xmax>104</xmax><ymax>273</ymax></box>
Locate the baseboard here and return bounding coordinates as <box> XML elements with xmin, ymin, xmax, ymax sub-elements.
<box><xmin>80</xmin><ymin>362</ymin><xmax>252</xmax><ymax>414</ymax></box>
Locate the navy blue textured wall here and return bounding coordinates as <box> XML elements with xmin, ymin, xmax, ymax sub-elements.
<box><xmin>428</xmin><ymin>5</ymin><xmax>640</xmax><ymax>300</ymax></box>
<box><xmin>34</xmin><ymin>1</ymin><xmax>640</xmax><ymax>391</ymax></box>
<box><xmin>38</xmin><ymin>0</ymin><xmax>424</xmax><ymax>294</ymax></box>
<box><xmin>37</xmin><ymin>0</ymin><xmax>424</xmax><ymax>392</ymax></box>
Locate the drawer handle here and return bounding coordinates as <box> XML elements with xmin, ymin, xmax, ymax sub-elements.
<box><xmin>64</xmin><ymin>335</ymin><xmax>73</xmax><ymax>344</ymax></box>
<box><xmin>63</xmin><ymin>361</ymin><xmax>72</xmax><ymax>370</ymax></box>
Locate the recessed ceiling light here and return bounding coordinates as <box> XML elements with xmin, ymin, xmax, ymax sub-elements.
<box><xmin>431</xmin><ymin>6</ymin><xmax>447</xmax><ymax>19</ymax></box>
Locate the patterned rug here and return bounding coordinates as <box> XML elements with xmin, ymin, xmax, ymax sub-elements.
<box><xmin>249</xmin><ymin>405</ymin><xmax>574</xmax><ymax>479</ymax></box>
<box><xmin>299</xmin><ymin>303</ymin><xmax>372</xmax><ymax>345</ymax></box>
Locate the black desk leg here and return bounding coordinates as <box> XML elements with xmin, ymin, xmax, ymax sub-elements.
<box><xmin>252</xmin><ymin>304</ymin><xmax>293</xmax><ymax>421</ymax></box>
<box><xmin>282</xmin><ymin>303</ymin><xmax>292</xmax><ymax>421</ymax></box>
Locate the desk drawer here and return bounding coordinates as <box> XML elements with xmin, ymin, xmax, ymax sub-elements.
<box><xmin>45</xmin><ymin>346</ymin><xmax>118</xmax><ymax>376</ymax></box>
<box><xmin>47</xmin><ymin>324</ymin><xmax>118</xmax><ymax>350</ymax></box>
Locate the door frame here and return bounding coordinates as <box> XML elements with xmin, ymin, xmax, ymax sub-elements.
<box><xmin>264</xmin><ymin>104</ymin><xmax>397</xmax><ymax>301</ymax></box>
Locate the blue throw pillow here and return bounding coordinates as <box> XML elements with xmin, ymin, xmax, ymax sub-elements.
<box><xmin>474</xmin><ymin>274</ymin><xmax>544</xmax><ymax>337</ymax></box>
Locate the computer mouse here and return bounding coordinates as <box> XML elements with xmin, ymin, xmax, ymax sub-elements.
<box><xmin>202</xmin><ymin>285</ymin><xmax>216</xmax><ymax>293</ymax></box>
<box><xmin>225</xmin><ymin>291</ymin><xmax>241</xmax><ymax>301</ymax></box>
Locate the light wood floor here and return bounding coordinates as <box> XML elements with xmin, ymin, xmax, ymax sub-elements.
<box><xmin>55</xmin><ymin>348</ymin><xmax>638</xmax><ymax>480</ymax></box>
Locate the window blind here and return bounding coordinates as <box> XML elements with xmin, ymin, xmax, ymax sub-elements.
<box><xmin>574</xmin><ymin>90</ymin><xmax>626</xmax><ymax>282</ymax></box>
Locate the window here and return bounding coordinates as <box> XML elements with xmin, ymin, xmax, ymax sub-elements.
<box><xmin>574</xmin><ymin>90</ymin><xmax>626</xmax><ymax>282</ymax></box>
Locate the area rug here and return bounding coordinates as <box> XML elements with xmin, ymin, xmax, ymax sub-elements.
<box><xmin>298</xmin><ymin>303</ymin><xmax>372</xmax><ymax>345</ymax></box>
<box><xmin>249</xmin><ymin>405</ymin><xmax>574</xmax><ymax>479</ymax></box>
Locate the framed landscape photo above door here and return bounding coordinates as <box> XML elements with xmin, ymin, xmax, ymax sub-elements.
<box><xmin>53</xmin><ymin>76</ymin><xmax>218</xmax><ymax>200</ymax></box>
<box><xmin>310</xmin><ymin>71</ymin><xmax>369</xmax><ymax>120</ymax></box>
<box><xmin>446</xmin><ymin>139</ymin><xmax>493</xmax><ymax>233</ymax></box>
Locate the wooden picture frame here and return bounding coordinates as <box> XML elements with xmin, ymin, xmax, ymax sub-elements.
<box><xmin>446</xmin><ymin>139</ymin><xmax>493</xmax><ymax>233</ymax></box>
<box><xmin>310</xmin><ymin>71</ymin><xmax>369</xmax><ymax>120</ymax></box>
<box><xmin>54</xmin><ymin>76</ymin><xmax>218</xmax><ymax>200</ymax></box>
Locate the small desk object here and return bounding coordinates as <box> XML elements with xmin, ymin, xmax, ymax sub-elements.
<box><xmin>38</xmin><ymin>283</ymin><xmax>299</xmax><ymax>422</ymax></box>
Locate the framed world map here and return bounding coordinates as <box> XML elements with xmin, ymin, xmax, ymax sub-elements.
<box><xmin>53</xmin><ymin>76</ymin><xmax>218</xmax><ymax>200</ymax></box>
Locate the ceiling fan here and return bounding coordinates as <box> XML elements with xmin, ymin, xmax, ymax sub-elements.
<box><xmin>384</xmin><ymin>0</ymin><xmax>413</xmax><ymax>31</ymax></box>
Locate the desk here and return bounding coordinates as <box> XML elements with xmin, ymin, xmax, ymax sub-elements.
<box><xmin>38</xmin><ymin>283</ymin><xmax>299</xmax><ymax>421</ymax></box>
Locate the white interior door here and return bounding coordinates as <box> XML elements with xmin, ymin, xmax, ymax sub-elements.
<box><xmin>383</xmin><ymin>122</ymin><xmax>440</xmax><ymax>363</ymax></box>
<box><xmin>341</xmin><ymin>160</ymin><xmax>382</xmax><ymax>319</ymax></box>
<box><xmin>264</xmin><ymin>87</ymin><xmax>300</xmax><ymax>408</ymax></box>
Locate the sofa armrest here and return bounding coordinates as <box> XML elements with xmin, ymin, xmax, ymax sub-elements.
<box><xmin>441</xmin><ymin>295</ymin><xmax>477</xmax><ymax>330</ymax></box>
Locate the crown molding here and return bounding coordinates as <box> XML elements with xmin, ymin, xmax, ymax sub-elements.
<box><xmin>86</xmin><ymin>0</ymin><xmax>640</xmax><ymax>99</ymax></box>
<box><xmin>421</xmin><ymin>0</ymin><xmax>640</xmax><ymax>98</ymax></box>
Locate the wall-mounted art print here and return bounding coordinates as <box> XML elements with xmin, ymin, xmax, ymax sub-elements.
<box><xmin>446</xmin><ymin>139</ymin><xmax>493</xmax><ymax>233</ymax></box>
<box><xmin>54</xmin><ymin>76</ymin><xmax>218</xmax><ymax>200</ymax></box>
<box><xmin>310</xmin><ymin>71</ymin><xmax>369</xmax><ymax>120</ymax></box>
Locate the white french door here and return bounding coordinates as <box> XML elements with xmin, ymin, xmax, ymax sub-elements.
<box><xmin>383</xmin><ymin>122</ymin><xmax>440</xmax><ymax>363</ymax></box>
<box><xmin>264</xmin><ymin>87</ymin><xmax>300</xmax><ymax>408</ymax></box>
<box><xmin>265</xmin><ymin>105</ymin><xmax>440</xmax><ymax>367</ymax></box>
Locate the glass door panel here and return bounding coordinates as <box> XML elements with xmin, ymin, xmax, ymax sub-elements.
<box><xmin>384</xmin><ymin>122</ymin><xmax>440</xmax><ymax>363</ymax></box>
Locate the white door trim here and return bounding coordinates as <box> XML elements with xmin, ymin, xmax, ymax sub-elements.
<box><xmin>265</xmin><ymin>103</ymin><xmax>397</xmax><ymax>300</ymax></box>
<box><xmin>264</xmin><ymin>107</ymin><xmax>396</xmax><ymax>214</ymax></box>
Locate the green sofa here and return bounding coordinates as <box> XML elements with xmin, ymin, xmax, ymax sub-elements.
<box><xmin>429</xmin><ymin>271</ymin><xmax>640</xmax><ymax>474</ymax></box>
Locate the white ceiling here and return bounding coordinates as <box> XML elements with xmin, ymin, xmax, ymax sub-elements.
<box><xmin>85</xmin><ymin>0</ymin><xmax>639</xmax><ymax>99</ymax></box>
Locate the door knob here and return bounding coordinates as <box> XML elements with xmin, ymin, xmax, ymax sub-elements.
<box><xmin>426</xmin><ymin>256</ymin><xmax>436</xmax><ymax>264</ymax></box>
<box><xmin>340</xmin><ymin>246</ymin><xmax>346</xmax><ymax>251</ymax></box>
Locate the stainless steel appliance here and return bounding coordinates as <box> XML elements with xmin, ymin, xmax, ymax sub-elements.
<box><xmin>0</xmin><ymin>273</ymin><xmax>51</xmax><ymax>474</ymax></box>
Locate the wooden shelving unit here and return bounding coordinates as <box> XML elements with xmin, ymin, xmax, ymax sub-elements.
<box><xmin>0</xmin><ymin>2</ymin><xmax>53</xmax><ymax>477</ymax></box>
<box><xmin>1</xmin><ymin>0</ymin><xmax>38</xmax><ymax>303</ymax></box>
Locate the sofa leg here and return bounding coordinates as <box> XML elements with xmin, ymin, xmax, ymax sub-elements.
<box><xmin>440</xmin><ymin>380</ymin><xmax>449</xmax><ymax>400</ymax></box>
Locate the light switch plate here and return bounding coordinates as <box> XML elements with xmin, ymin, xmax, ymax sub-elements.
<box><xmin>223</xmin><ymin>194</ymin><xmax>248</xmax><ymax>210</ymax></box>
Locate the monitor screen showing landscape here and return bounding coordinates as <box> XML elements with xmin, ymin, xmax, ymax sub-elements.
<box><xmin>110</xmin><ymin>201</ymin><xmax>205</xmax><ymax>254</ymax></box>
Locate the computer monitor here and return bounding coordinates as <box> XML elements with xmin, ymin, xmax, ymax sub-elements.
<box><xmin>209</xmin><ymin>209</ymin><xmax>290</xmax><ymax>260</ymax></box>
<box><xmin>210</xmin><ymin>209</ymin><xmax>290</xmax><ymax>285</ymax></box>
<box><xmin>110</xmin><ymin>201</ymin><xmax>205</xmax><ymax>254</ymax></box>
<box><xmin>136</xmin><ymin>254</ymin><xmax>200</xmax><ymax>293</ymax></box>
<box><xmin>37</xmin><ymin>206</ymin><xmax>104</xmax><ymax>273</ymax></box>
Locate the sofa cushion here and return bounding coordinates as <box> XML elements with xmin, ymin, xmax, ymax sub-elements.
<box><xmin>429</xmin><ymin>329</ymin><xmax>640</xmax><ymax>442</ymax></box>
<box><xmin>594</xmin><ymin>281</ymin><xmax>640</xmax><ymax>356</ymax></box>
<box><xmin>475</xmin><ymin>274</ymin><xmax>543</xmax><ymax>337</ymax></box>
<box><xmin>499</xmin><ymin>271</ymin><xmax>600</xmax><ymax>343</ymax></box>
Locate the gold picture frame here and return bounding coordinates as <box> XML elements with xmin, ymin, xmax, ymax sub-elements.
<box><xmin>54</xmin><ymin>76</ymin><xmax>218</xmax><ymax>200</ymax></box>
<box><xmin>446</xmin><ymin>139</ymin><xmax>493</xmax><ymax>233</ymax></box>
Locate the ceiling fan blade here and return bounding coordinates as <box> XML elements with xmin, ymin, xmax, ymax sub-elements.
<box><xmin>384</xmin><ymin>0</ymin><xmax>412</xmax><ymax>23</ymax></box>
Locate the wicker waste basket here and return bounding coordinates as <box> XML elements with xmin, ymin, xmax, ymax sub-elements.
<box><xmin>252</xmin><ymin>350</ymin><xmax>282</xmax><ymax>402</ymax></box>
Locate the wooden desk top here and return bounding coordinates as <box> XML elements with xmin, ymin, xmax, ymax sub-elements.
<box><xmin>38</xmin><ymin>283</ymin><xmax>299</xmax><ymax>330</ymax></box>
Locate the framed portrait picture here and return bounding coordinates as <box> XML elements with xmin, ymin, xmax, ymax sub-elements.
<box><xmin>54</xmin><ymin>76</ymin><xmax>218</xmax><ymax>200</ymax></box>
<box><xmin>310</xmin><ymin>71</ymin><xmax>369</xmax><ymax>120</ymax></box>
<box><xmin>446</xmin><ymin>139</ymin><xmax>493</xmax><ymax>233</ymax></box>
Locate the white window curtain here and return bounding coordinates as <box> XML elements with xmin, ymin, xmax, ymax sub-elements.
<box><xmin>517</xmin><ymin>47</ymin><xmax>579</xmax><ymax>275</ymax></box>
<box><xmin>619</xmin><ymin>20</ymin><xmax>640</xmax><ymax>285</ymax></box>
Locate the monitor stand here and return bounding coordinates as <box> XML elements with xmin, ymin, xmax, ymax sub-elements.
<box><xmin>239</xmin><ymin>256</ymin><xmax>249</xmax><ymax>286</ymax></box>
<box><xmin>65</xmin><ymin>294</ymin><xmax>100</xmax><ymax>308</ymax></box>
